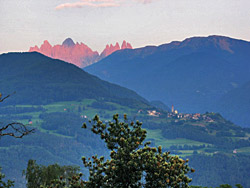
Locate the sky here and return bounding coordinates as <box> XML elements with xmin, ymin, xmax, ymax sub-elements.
<box><xmin>1</xmin><ymin>0</ymin><xmax>250</xmax><ymax>54</ymax></box>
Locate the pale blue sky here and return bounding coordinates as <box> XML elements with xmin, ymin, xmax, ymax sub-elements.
<box><xmin>1</xmin><ymin>0</ymin><xmax>250</xmax><ymax>54</ymax></box>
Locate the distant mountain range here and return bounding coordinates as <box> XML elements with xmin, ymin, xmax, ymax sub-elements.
<box><xmin>0</xmin><ymin>52</ymin><xmax>147</xmax><ymax>108</ymax></box>
<box><xmin>29</xmin><ymin>38</ymin><xmax>132</xmax><ymax>68</ymax></box>
<box><xmin>85</xmin><ymin>35</ymin><xmax>250</xmax><ymax>127</ymax></box>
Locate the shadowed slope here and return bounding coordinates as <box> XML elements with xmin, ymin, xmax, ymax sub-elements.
<box><xmin>0</xmin><ymin>52</ymin><xmax>148</xmax><ymax>107</ymax></box>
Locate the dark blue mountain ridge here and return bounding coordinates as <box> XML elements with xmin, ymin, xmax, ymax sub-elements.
<box><xmin>85</xmin><ymin>35</ymin><xmax>250</xmax><ymax>127</ymax></box>
<box><xmin>217</xmin><ymin>81</ymin><xmax>250</xmax><ymax>127</ymax></box>
<box><xmin>0</xmin><ymin>52</ymin><xmax>149</xmax><ymax>107</ymax></box>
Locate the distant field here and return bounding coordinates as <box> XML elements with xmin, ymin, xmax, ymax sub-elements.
<box><xmin>237</xmin><ymin>147</ymin><xmax>250</xmax><ymax>154</ymax></box>
<box><xmin>144</xmin><ymin>129</ymin><xmax>214</xmax><ymax>157</ymax></box>
<box><xmin>146</xmin><ymin>129</ymin><xmax>208</xmax><ymax>147</ymax></box>
<box><xmin>1</xmin><ymin>100</ymin><xmax>250</xmax><ymax>159</ymax></box>
<box><xmin>0</xmin><ymin>99</ymin><xmax>140</xmax><ymax>139</ymax></box>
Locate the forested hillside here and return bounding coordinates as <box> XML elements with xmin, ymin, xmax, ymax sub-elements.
<box><xmin>0</xmin><ymin>52</ymin><xmax>148</xmax><ymax>107</ymax></box>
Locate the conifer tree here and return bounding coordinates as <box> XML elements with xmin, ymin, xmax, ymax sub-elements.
<box><xmin>81</xmin><ymin>114</ymin><xmax>194</xmax><ymax>187</ymax></box>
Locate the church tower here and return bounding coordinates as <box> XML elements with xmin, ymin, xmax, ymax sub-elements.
<box><xmin>172</xmin><ymin>105</ymin><xmax>174</xmax><ymax>113</ymax></box>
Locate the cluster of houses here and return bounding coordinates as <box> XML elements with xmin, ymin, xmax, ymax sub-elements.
<box><xmin>146</xmin><ymin>110</ymin><xmax>161</xmax><ymax>117</ymax></box>
<box><xmin>144</xmin><ymin>105</ymin><xmax>215</xmax><ymax>123</ymax></box>
<box><xmin>169</xmin><ymin>112</ymin><xmax>215</xmax><ymax>123</ymax></box>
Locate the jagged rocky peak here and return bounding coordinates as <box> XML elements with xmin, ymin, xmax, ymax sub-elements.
<box><xmin>42</xmin><ymin>40</ymin><xmax>52</xmax><ymax>48</ymax></box>
<box><xmin>62</xmin><ymin>38</ymin><xmax>75</xmax><ymax>47</ymax></box>
<box><xmin>100</xmin><ymin>40</ymin><xmax>133</xmax><ymax>57</ymax></box>
<box><xmin>115</xmin><ymin>42</ymin><xmax>120</xmax><ymax>49</ymax></box>
<box><xmin>29</xmin><ymin>39</ymin><xmax>133</xmax><ymax>68</ymax></box>
<box><xmin>121</xmin><ymin>40</ymin><xmax>133</xmax><ymax>49</ymax></box>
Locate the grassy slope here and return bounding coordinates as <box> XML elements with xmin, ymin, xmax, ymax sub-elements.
<box><xmin>1</xmin><ymin>99</ymin><xmax>250</xmax><ymax>187</ymax></box>
<box><xmin>1</xmin><ymin>99</ymin><xmax>249</xmax><ymax>156</ymax></box>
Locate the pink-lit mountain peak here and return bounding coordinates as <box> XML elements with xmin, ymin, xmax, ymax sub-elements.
<box><xmin>101</xmin><ymin>40</ymin><xmax>133</xmax><ymax>57</ymax></box>
<box><xmin>29</xmin><ymin>39</ymin><xmax>133</xmax><ymax>68</ymax></box>
<box><xmin>121</xmin><ymin>40</ymin><xmax>132</xmax><ymax>49</ymax></box>
<box><xmin>115</xmin><ymin>42</ymin><xmax>120</xmax><ymax>49</ymax></box>
<box><xmin>40</xmin><ymin>40</ymin><xmax>52</xmax><ymax>53</ymax></box>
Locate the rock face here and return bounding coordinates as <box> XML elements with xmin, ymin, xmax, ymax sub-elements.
<box><xmin>29</xmin><ymin>39</ymin><xmax>133</xmax><ymax>68</ymax></box>
<box><xmin>101</xmin><ymin>40</ymin><xmax>132</xmax><ymax>58</ymax></box>
<box><xmin>62</xmin><ymin>38</ymin><xmax>75</xmax><ymax>47</ymax></box>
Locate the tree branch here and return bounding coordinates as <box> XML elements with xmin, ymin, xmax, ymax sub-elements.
<box><xmin>0</xmin><ymin>92</ymin><xmax>35</xmax><ymax>138</ymax></box>
<box><xmin>0</xmin><ymin>122</ymin><xmax>35</xmax><ymax>138</ymax></box>
<box><xmin>0</xmin><ymin>92</ymin><xmax>16</xmax><ymax>102</ymax></box>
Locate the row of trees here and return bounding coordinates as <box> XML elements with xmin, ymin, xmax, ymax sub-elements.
<box><xmin>23</xmin><ymin>160</ymin><xmax>80</xmax><ymax>188</ymax></box>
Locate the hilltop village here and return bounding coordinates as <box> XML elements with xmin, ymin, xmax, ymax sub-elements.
<box><xmin>145</xmin><ymin>105</ymin><xmax>215</xmax><ymax>123</ymax></box>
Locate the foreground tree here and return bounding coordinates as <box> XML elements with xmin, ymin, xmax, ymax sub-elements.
<box><xmin>23</xmin><ymin>160</ymin><xmax>81</xmax><ymax>188</ymax></box>
<box><xmin>0</xmin><ymin>167</ymin><xmax>14</xmax><ymax>188</ymax></box>
<box><xmin>191</xmin><ymin>184</ymin><xmax>243</xmax><ymax>188</ymax></box>
<box><xmin>80</xmin><ymin>114</ymin><xmax>194</xmax><ymax>187</ymax></box>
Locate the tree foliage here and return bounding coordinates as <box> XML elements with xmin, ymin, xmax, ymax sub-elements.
<box><xmin>23</xmin><ymin>160</ymin><xmax>80</xmax><ymax>188</ymax></box>
<box><xmin>190</xmin><ymin>184</ymin><xmax>243</xmax><ymax>188</ymax></box>
<box><xmin>80</xmin><ymin>114</ymin><xmax>193</xmax><ymax>187</ymax></box>
<box><xmin>0</xmin><ymin>167</ymin><xmax>14</xmax><ymax>188</ymax></box>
